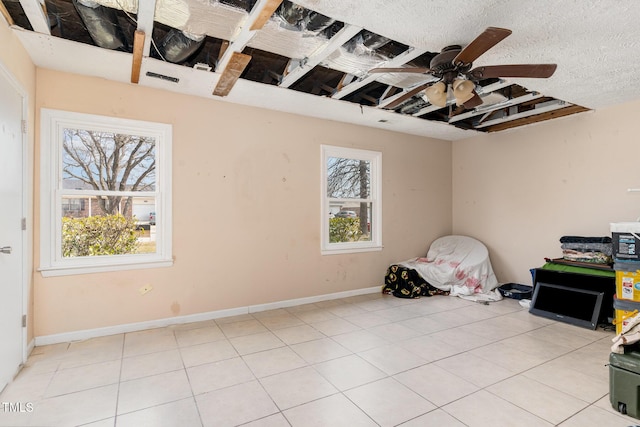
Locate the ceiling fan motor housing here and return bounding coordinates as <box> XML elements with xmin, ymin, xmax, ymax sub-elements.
<box><xmin>430</xmin><ymin>45</ymin><xmax>472</xmax><ymax>82</ymax></box>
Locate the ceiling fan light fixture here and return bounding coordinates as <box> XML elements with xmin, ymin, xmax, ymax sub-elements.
<box><xmin>452</xmin><ymin>79</ymin><xmax>475</xmax><ymax>106</ymax></box>
<box><xmin>425</xmin><ymin>81</ymin><xmax>447</xmax><ymax>107</ymax></box>
<box><xmin>453</xmin><ymin>78</ymin><xmax>474</xmax><ymax>94</ymax></box>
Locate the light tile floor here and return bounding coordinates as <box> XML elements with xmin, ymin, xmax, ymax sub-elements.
<box><xmin>1</xmin><ymin>293</ymin><xmax>638</xmax><ymax>426</ymax></box>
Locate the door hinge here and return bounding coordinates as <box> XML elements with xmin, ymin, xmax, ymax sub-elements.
<box><xmin>22</xmin><ymin>315</ymin><xmax>26</xmax><ymax>327</ymax></box>
<box><xmin>21</xmin><ymin>218</ymin><xmax>26</xmax><ymax>231</ymax></box>
<box><xmin>21</xmin><ymin>120</ymin><xmax>27</xmax><ymax>134</ymax></box>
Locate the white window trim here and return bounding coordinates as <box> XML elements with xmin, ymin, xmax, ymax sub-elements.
<box><xmin>39</xmin><ymin>108</ymin><xmax>173</xmax><ymax>277</ymax></box>
<box><xmin>321</xmin><ymin>145</ymin><xmax>382</xmax><ymax>255</ymax></box>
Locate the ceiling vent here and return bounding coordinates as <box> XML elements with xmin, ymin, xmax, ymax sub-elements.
<box><xmin>146</xmin><ymin>71</ymin><xmax>179</xmax><ymax>83</ymax></box>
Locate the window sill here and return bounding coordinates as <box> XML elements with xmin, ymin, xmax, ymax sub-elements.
<box><xmin>321</xmin><ymin>246</ymin><xmax>383</xmax><ymax>256</ymax></box>
<box><xmin>39</xmin><ymin>259</ymin><xmax>173</xmax><ymax>277</ymax></box>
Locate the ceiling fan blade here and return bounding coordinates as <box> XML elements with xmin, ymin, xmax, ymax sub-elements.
<box><xmin>462</xmin><ymin>91</ymin><xmax>483</xmax><ymax>109</ymax></box>
<box><xmin>369</xmin><ymin>67</ymin><xmax>432</xmax><ymax>74</ymax></box>
<box><xmin>453</xmin><ymin>27</ymin><xmax>512</xmax><ymax>66</ymax></box>
<box><xmin>468</xmin><ymin>64</ymin><xmax>557</xmax><ymax>79</ymax></box>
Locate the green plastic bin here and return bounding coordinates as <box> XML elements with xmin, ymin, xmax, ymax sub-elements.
<box><xmin>610</xmin><ymin>349</ymin><xmax>640</xmax><ymax>418</ymax></box>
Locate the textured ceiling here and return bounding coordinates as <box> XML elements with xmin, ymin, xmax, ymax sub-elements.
<box><xmin>5</xmin><ymin>0</ymin><xmax>640</xmax><ymax>140</ymax></box>
<box><xmin>294</xmin><ymin>0</ymin><xmax>640</xmax><ymax>110</ymax></box>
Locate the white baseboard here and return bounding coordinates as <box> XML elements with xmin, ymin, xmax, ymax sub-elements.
<box><xmin>34</xmin><ymin>285</ymin><xmax>381</xmax><ymax>346</ymax></box>
<box><xmin>248</xmin><ymin>285</ymin><xmax>381</xmax><ymax>313</ymax></box>
<box><xmin>26</xmin><ymin>338</ymin><xmax>35</xmax><ymax>357</ymax></box>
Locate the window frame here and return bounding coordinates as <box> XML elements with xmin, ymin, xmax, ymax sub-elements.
<box><xmin>321</xmin><ymin>145</ymin><xmax>382</xmax><ymax>255</ymax></box>
<box><xmin>39</xmin><ymin>108</ymin><xmax>173</xmax><ymax>277</ymax></box>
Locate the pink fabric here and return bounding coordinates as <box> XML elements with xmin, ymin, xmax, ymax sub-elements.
<box><xmin>399</xmin><ymin>235</ymin><xmax>500</xmax><ymax>299</ymax></box>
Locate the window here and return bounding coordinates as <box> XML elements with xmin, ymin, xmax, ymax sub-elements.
<box><xmin>321</xmin><ymin>145</ymin><xmax>382</xmax><ymax>254</ymax></box>
<box><xmin>40</xmin><ymin>109</ymin><xmax>172</xmax><ymax>276</ymax></box>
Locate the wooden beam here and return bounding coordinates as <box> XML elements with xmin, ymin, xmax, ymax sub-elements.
<box><xmin>360</xmin><ymin>94</ymin><xmax>378</xmax><ymax>104</ymax></box>
<box><xmin>382</xmin><ymin>83</ymin><xmax>430</xmax><ymax>110</ymax></box>
<box><xmin>250</xmin><ymin>0</ymin><xmax>283</xmax><ymax>30</ymax></box>
<box><xmin>320</xmin><ymin>84</ymin><xmax>337</xmax><ymax>95</ymax></box>
<box><xmin>484</xmin><ymin>105</ymin><xmax>590</xmax><ymax>132</ymax></box>
<box><xmin>213</xmin><ymin>52</ymin><xmax>252</xmax><ymax>97</ymax></box>
<box><xmin>130</xmin><ymin>30</ymin><xmax>145</xmax><ymax>84</ymax></box>
<box><xmin>335</xmin><ymin>74</ymin><xmax>356</xmax><ymax>93</ymax></box>
<box><xmin>0</xmin><ymin>0</ymin><xmax>14</xmax><ymax>26</ymax></box>
<box><xmin>379</xmin><ymin>86</ymin><xmax>400</xmax><ymax>102</ymax></box>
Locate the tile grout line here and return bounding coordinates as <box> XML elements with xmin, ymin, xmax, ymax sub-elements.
<box><xmin>174</xmin><ymin>328</ymin><xmax>206</xmax><ymax>427</ymax></box>
<box><xmin>11</xmin><ymin>295</ymin><xmax>632</xmax><ymax>426</ymax></box>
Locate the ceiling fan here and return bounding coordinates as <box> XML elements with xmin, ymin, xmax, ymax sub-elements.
<box><xmin>369</xmin><ymin>27</ymin><xmax>557</xmax><ymax>111</ymax></box>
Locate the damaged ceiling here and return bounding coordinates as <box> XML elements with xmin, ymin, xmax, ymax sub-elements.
<box><xmin>2</xmin><ymin>0</ymin><xmax>639</xmax><ymax>140</ymax></box>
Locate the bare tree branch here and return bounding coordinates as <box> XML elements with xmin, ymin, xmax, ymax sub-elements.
<box><xmin>62</xmin><ymin>129</ymin><xmax>156</xmax><ymax>215</ymax></box>
<box><xmin>327</xmin><ymin>157</ymin><xmax>371</xmax><ymax>234</ymax></box>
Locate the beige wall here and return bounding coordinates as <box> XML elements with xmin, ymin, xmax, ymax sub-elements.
<box><xmin>13</xmin><ymin>33</ymin><xmax>638</xmax><ymax>337</ymax></box>
<box><xmin>452</xmin><ymin>101</ymin><xmax>640</xmax><ymax>285</ymax></box>
<box><xmin>0</xmin><ymin>23</ymin><xmax>37</xmax><ymax>342</ymax></box>
<box><xmin>34</xmin><ymin>69</ymin><xmax>452</xmax><ymax>336</ymax></box>
<box><xmin>19</xmin><ymin>46</ymin><xmax>640</xmax><ymax>337</ymax></box>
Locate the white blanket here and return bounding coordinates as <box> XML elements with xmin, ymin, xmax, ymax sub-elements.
<box><xmin>612</xmin><ymin>311</ymin><xmax>640</xmax><ymax>353</ymax></box>
<box><xmin>399</xmin><ymin>235</ymin><xmax>501</xmax><ymax>301</ymax></box>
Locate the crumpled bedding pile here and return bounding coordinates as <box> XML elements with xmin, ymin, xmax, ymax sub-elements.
<box><xmin>560</xmin><ymin>236</ymin><xmax>613</xmax><ymax>265</ymax></box>
<box><xmin>388</xmin><ymin>235</ymin><xmax>501</xmax><ymax>302</ymax></box>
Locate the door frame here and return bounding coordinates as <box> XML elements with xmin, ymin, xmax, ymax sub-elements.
<box><xmin>0</xmin><ymin>56</ymin><xmax>30</xmax><ymax>370</ymax></box>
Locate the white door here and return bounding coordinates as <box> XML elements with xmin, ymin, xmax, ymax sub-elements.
<box><xmin>0</xmin><ymin>66</ymin><xmax>25</xmax><ymax>391</ymax></box>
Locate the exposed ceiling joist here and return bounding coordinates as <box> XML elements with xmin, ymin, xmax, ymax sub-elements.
<box><xmin>216</xmin><ymin>31</ymin><xmax>253</xmax><ymax>72</ymax></box>
<box><xmin>218</xmin><ymin>40</ymin><xmax>230</xmax><ymax>61</ymax></box>
<box><xmin>448</xmin><ymin>92</ymin><xmax>543</xmax><ymax>123</ymax></box>
<box><xmin>474</xmin><ymin>100</ymin><xmax>568</xmax><ymax>129</ymax></box>
<box><xmin>380</xmin><ymin>82</ymin><xmax>432</xmax><ymax>109</ymax></box>
<box><xmin>0</xmin><ymin>0</ymin><xmax>14</xmax><ymax>25</ymax></box>
<box><xmin>217</xmin><ymin>0</ymin><xmax>282</xmax><ymax>72</ymax></box>
<box><xmin>332</xmin><ymin>46</ymin><xmax>431</xmax><ymax>100</ymax></box>
<box><xmin>475</xmin><ymin>79</ymin><xmax>513</xmax><ymax>96</ymax></box>
<box><xmin>279</xmin><ymin>24</ymin><xmax>362</xmax><ymax>88</ymax></box>
<box><xmin>135</xmin><ymin>0</ymin><xmax>156</xmax><ymax>56</ymax></box>
<box><xmin>213</xmin><ymin>51</ymin><xmax>252</xmax><ymax>96</ymax></box>
<box><xmin>3</xmin><ymin>0</ymin><xmax>596</xmax><ymax>137</ymax></box>
<box><xmin>331</xmin><ymin>75</ymin><xmax>376</xmax><ymax>100</ymax></box>
<box><xmin>412</xmin><ymin>98</ymin><xmax>451</xmax><ymax>116</ymax></box>
<box><xmin>483</xmin><ymin>105</ymin><xmax>590</xmax><ymax>132</ymax></box>
<box><xmin>18</xmin><ymin>0</ymin><xmax>50</xmax><ymax>34</ymax></box>
<box><xmin>250</xmin><ymin>0</ymin><xmax>284</xmax><ymax>31</ymax></box>
<box><xmin>379</xmin><ymin>85</ymin><xmax>395</xmax><ymax>101</ymax></box>
<box><xmin>130</xmin><ymin>30</ymin><xmax>144</xmax><ymax>84</ymax></box>
<box><xmin>336</xmin><ymin>74</ymin><xmax>356</xmax><ymax>92</ymax></box>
